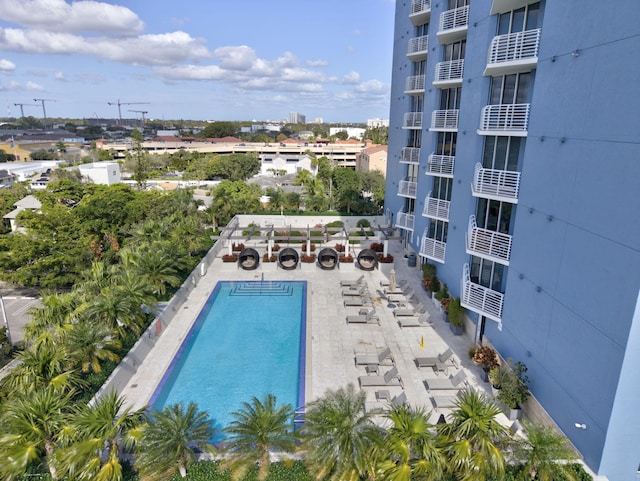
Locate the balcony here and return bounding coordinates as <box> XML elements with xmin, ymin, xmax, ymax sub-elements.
<box><xmin>461</xmin><ymin>263</ymin><xmax>504</xmax><ymax>322</ymax></box>
<box><xmin>471</xmin><ymin>162</ymin><xmax>520</xmax><ymax>203</ymax></box>
<box><xmin>403</xmin><ymin>111</ymin><xmax>423</xmax><ymax>129</ymax></box>
<box><xmin>437</xmin><ymin>5</ymin><xmax>469</xmax><ymax>44</ymax></box>
<box><xmin>491</xmin><ymin>0</ymin><xmax>537</xmax><ymax>15</ymax></box>
<box><xmin>426</xmin><ymin>154</ymin><xmax>454</xmax><ymax>178</ymax></box>
<box><xmin>422</xmin><ymin>191</ymin><xmax>450</xmax><ymax>221</ymax></box>
<box><xmin>407</xmin><ymin>35</ymin><xmax>429</xmax><ymax>61</ymax></box>
<box><xmin>478</xmin><ymin>103</ymin><xmax>530</xmax><ymax>136</ymax></box>
<box><xmin>484</xmin><ymin>29</ymin><xmax>541</xmax><ymax>76</ymax></box>
<box><xmin>400</xmin><ymin>147</ymin><xmax>421</xmax><ymax>165</ymax></box>
<box><xmin>409</xmin><ymin>0</ymin><xmax>431</xmax><ymax>25</ymax></box>
<box><xmin>420</xmin><ymin>231</ymin><xmax>446</xmax><ymax>264</ymax></box>
<box><xmin>434</xmin><ymin>59</ymin><xmax>464</xmax><ymax>88</ymax></box>
<box><xmin>405</xmin><ymin>75</ymin><xmax>426</xmax><ymax>95</ymax></box>
<box><xmin>398</xmin><ymin>178</ymin><xmax>418</xmax><ymax>199</ymax></box>
<box><xmin>396</xmin><ymin>211</ymin><xmax>415</xmax><ymax>231</ymax></box>
<box><xmin>466</xmin><ymin>215</ymin><xmax>512</xmax><ymax>265</ymax></box>
<box><xmin>429</xmin><ymin>109</ymin><xmax>459</xmax><ymax>132</ymax></box>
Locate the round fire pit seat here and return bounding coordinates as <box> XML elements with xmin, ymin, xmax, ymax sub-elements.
<box><xmin>238</xmin><ymin>247</ymin><xmax>260</xmax><ymax>271</ymax></box>
<box><xmin>278</xmin><ymin>247</ymin><xmax>299</xmax><ymax>270</ymax></box>
<box><xmin>317</xmin><ymin>248</ymin><xmax>338</xmax><ymax>270</ymax></box>
<box><xmin>357</xmin><ymin>248</ymin><xmax>378</xmax><ymax>271</ymax></box>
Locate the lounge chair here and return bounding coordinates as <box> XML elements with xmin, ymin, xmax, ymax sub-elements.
<box><xmin>343</xmin><ymin>294</ymin><xmax>372</xmax><ymax>307</ymax></box>
<box><xmin>395</xmin><ymin>302</ymin><xmax>424</xmax><ymax>317</ymax></box>
<box><xmin>346</xmin><ymin>309</ymin><xmax>379</xmax><ymax>325</ymax></box>
<box><xmin>341</xmin><ymin>275</ymin><xmax>364</xmax><ymax>287</ymax></box>
<box><xmin>384</xmin><ymin>285</ymin><xmax>411</xmax><ymax>295</ymax></box>
<box><xmin>415</xmin><ymin>348</ymin><xmax>454</xmax><ymax>368</ymax></box>
<box><xmin>398</xmin><ymin>313</ymin><xmax>432</xmax><ymax>328</ymax></box>
<box><xmin>359</xmin><ymin>366</ymin><xmax>402</xmax><ymax>387</ymax></box>
<box><xmin>380</xmin><ymin>279</ymin><xmax>407</xmax><ymax>288</ymax></box>
<box><xmin>431</xmin><ymin>390</ymin><xmax>464</xmax><ymax>409</ymax></box>
<box><xmin>355</xmin><ymin>346</ymin><xmax>393</xmax><ymax>366</ymax></box>
<box><xmin>424</xmin><ymin>370</ymin><xmax>467</xmax><ymax>391</ymax></box>
<box><xmin>365</xmin><ymin>391</ymin><xmax>408</xmax><ymax>413</ymax></box>
<box><xmin>342</xmin><ymin>286</ymin><xmax>367</xmax><ymax>297</ymax></box>
<box><xmin>388</xmin><ymin>288</ymin><xmax>415</xmax><ymax>303</ymax></box>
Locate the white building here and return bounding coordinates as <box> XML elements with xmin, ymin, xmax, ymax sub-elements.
<box><xmin>78</xmin><ymin>161</ymin><xmax>121</xmax><ymax>185</ymax></box>
<box><xmin>366</xmin><ymin>118</ymin><xmax>389</xmax><ymax>128</ymax></box>
<box><xmin>259</xmin><ymin>153</ymin><xmax>313</xmax><ymax>176</ymax></box>
<box><xmin>329</xmin><ymin>127</ymin><xmax>366</xmax><ymax>139</ymax></box>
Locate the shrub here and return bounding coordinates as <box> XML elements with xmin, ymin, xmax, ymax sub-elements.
<box><xmin>370</xmin><ymin>242</ymin><xmax>384</xmax><ymax>252</ymax></box>
<box><xmin>262</xmin><ymin>253</ymin><xmax>277</xmax><ymax>262</ymax></box>
<box><xmin>272</xmin><ymin>243</ymin><xmax>280</xmax><ymax>252</ymax></box>
<box><xmin>231</xmin><ymin>242</ymin><xmax>244</xmax><ymax>252</ymax></box>
<box><xmin>339</xmin><ymin>254</ymin><xmax>354</xmax><ymax>263</ymax></box>
<box><xmin>222</xmin><ymin>254</ymin><xmax>238</xmax><ymax>262</ymax></box>
<box><xmin>422</xmin><ymin>262</ymin><xmax>436</xmax><ymax>279</ymax></box>
<box><xmin>472</xmin><ymin>345</ymin><xmax>500</xmax><ymax>371</ymax></box>
<box><xmin>497</xmin><ymin>361</ymin><xmax>530</xmax><ymax>409</ymax></box>
<box><xmin>335</xmin><ymin>243</ymin><xmax>345</xmax><ymax>252</ymax></box>
<box><xmin>301</xmin><ymin>243</ymin><xmax>316</xmax><ymax>252</ymax></box>
<box><xmin>325</xmin><ymin>220</ymin><xmax>344</xmax><ymax>228</ymax></box>
<box><xmin>301</xmin><ymin>254</ymin><xmax>316</xmax><ymax>263</ymax></box>
<box><xmin>356</xmin><ymin>218</ymin><xmax>371</xmax><ymax>228</ymax></box>
<box><xmin>434</xmin><ymin>283</ymin><xmax>449</xmax><ymax>301</ymax></box>
<box><xmin>378</xmin><ymin>254</ymin><xmax>394</xmax><ymax>263</ymax></box>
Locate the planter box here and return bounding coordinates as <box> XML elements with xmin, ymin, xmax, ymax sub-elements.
<box><xmin>449</xmin><ymin>323</ymin><xmax>463</xmax><ymax>335</ymax></box>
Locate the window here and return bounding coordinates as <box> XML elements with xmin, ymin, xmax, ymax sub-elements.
<box><xmin>482</xmin><ymin>136</ymin><xmax>521</xmax><ymax>171</ymax></box>
<box><xmin>489</xmin><ymin>73</ymin><xmax>530</xmax><ymax>104</ymax></box>
<box><xmin>497</xmin><ymin>2</ymin><xmax>540</xmax><ymax>35</ymax></box>
<box><xmin>470</xmin><ymin>256</ymin><xmax>505</xmax><ymax>292</ymax></box>
<box><xmin>476</xmin><ymin>198</ymin><xmax>513</xmax><ymax>235</ymax></box>
<box><xmin>427</xmin><ymin>219</ymin><xmax>448</xmax><ymax>243</ymax></box>
<box><xmin>436</xmin><ymin>132</ymin><xmax>457</xmax><ymax>156</ymax></box>
<box><xmin>440</xmin><ymin>87</ymin><xmax>462</xmax><ymax>110</ymax></box>
<box><xmin>444</xmin><ymin>40</ymin><xmax>466</xmax><ymax>62</ymax></box>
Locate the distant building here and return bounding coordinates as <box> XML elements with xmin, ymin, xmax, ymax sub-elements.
<box><xmin>0</xmin><ymin>169</ymin><xmax>16</xmax><ymax>189</ymax></box>
<box><xmin>3</xmin><ymin>194</ymin><xmax>42</xmax><ymax>232</ymax></box>
<box><xmin>311</xmin><ymin>117</ymin><xmax>324</xmax><ymax>124</ymax></box>
<box><xmin>366</xmin><ymin>118</ymin><xmax>389</xmax><ymax>128</ymax></box>
<box><xmin>288</xmin><ymin>112</ymin><xmax>306</xmax><ymax>124</ymax></box>
<box><xmin>78</xmin><ymin>161</ymin><xmax>121</xmax><ymax>185</ymax></box>
<box><xmin>259</xmin><ymin>153</ymin><xmax>313</xmax><ymax>176</ymax></box>
<box><xmin>330</xmin><ymin>127</ymin><xmax>366</xmax><ymax>140</ymax></box>
<box><xmin>356</xmin><ymin>143</ymin><xmax>387</xmax><ymax>177</ymax></box>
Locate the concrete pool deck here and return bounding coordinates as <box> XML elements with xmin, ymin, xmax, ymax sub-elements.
<box><xmin>119</xmin><ymin>239</ymin><xmax>501</xmax><ymax>424</ymax></box>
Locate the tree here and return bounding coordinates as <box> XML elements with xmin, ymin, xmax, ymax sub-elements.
<box><xmin>129</xmin><ymin>128</ymin><xmax>150</xmax><ymax>189</ymax></box>
<box><xmin>200</xmin><ymin>121</ymin><xmax>238</xmax><ymax>139</ymax></box>
<box><xmin>65</xmin><ymin>321</ymin><xmax>121</xmax><ymax>374</ymax></box>
<box><xmin>224</xmin><ymin>394</ymin><xmax>296</xmax><ymax>481</ymax></box>
<box><xmin>209</xmin><ymin>180</ymin><xmax>262</xmax><ymax>226</ymax></box>
<box><xmin>359</xmin><ymin>170</ymin><xmax>386</xmax><ymax>208</ymax></box>
<box><xmin>437</xmin><ymin>390</ymin><xmax>509</xmax><ymax>481</ymax></box>
<box><xmin>300</xmin><ymin>384</ymin><xmax>383</xmax><ymax>481</ymax></box>
<box><xmin>0</xmin><ymin>387</ymin><xmax>74</xmax><ymax>480</ymax></box>
<box><xmin>513</xmin><ymin>421</ymin><xmax>578</xmax><ymax>481</ymax></box>
<box><xmin>135</xmin><ymin>402</ymin><xmax>216</xmax><ymax>479</ymax></box>
<box><xmin>126</xmin><ymin>243</ymin><xmax>183</xmax><ymax>298</ymax></box>
<box><xmin>210</xmin><ymin>153</ymin><xmax>261</xmax><ymax>181</ymax></box>
<box><xmin>378</xmin><ymin>403</ymin><xmax>446</xmax><ymax>481</ymax></box>
<box><xmin>332</xmin><ymin>168</ymin><xmax>361</xmax><ymax>213</ymax></box>
<box><xmin>57</xmin><ymin>390</ymin><xmax>145</xmax><ymax>481</ymax></box>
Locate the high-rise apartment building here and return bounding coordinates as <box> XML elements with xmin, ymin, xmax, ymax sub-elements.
<box><xmin>384</xmin><ymin>1</ymin><xmax>640</xmax><ymax>479</ymax></box>
<box><xmin>288</xmin><ymin>112</ymin><xmax>306</xmax><ymax>124</ymax></box>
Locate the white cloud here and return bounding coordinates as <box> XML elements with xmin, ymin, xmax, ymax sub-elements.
<box><xmin>0</xmin><ymin>79</ymin><xmax>43</xmax><ymax>90</ymax></box>
<box><xmin>306</xmin><ymin>59</ymin><xmax>328</xmax><ymax>67</ymax></box>
<box><xmin>0</xmin><ymin>0</ymin><xmax>144</xmax><ymax>34</ymax></box>
<box><xmin>54</xmin><ymin>70</ymin><xmax>65</xmax><ymax>80</ymax></box>
<box><xmin>0</xmin><ymin>58</ymin><xmax>15</xmax><ymax>70</ymax></box>
<box><xmin>342</xmin><ymin>71</ymin><xmax>360</xmax><ymax>84</ymax></box>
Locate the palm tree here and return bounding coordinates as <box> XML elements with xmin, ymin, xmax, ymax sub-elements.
<box><xmin>65</xmin><ymin>320</ymin><xmax>121</xmax><ymax>374</ymax></box>
<box><xmin>223</xmin><ymin>394</ymin><xmax>296</xmax><ymax>481</ymax></box>
<box><xmin>513</xmin><ymin>421</ymin><xmax>578</xmax><ymax>481</ymax></box>
<box><xmin>0</xmin><ymin>387</ymin><xmax>74</xmax><ymax>480</ymax></box>
<box><xmin>25</xmin><ymin>290</ymin><xmax>79</xmax><ymax>345</ymax></box>
<box><xmin>300</xmin><ymin>384</ymin><xmax>383</xmax><ymax>481</ymax></box>
<box><xmin>57</xmin><ymin>390</ymin><xmax>145</xmax><ymax>481</ymax></box>
<box><xmin>378</xmin><ymin>403</ymin><xmax>446</xmax><ymax>481</ymax></box>
<box><xmin>129</xmin><ymin>243</ymin><xmax>183</xmax><ymax>297</ymax></box>
<box><xmin>437</xmin><ymin>389</ymin><xmax>509</xmax><ymax>481</ymax></box>
<box><xmin>135</xmin><ymin>402</ymin><xmax>215</xmax><ymax>480</ymax></box>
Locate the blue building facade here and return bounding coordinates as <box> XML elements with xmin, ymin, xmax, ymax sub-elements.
<box><xmin>385</xmin><ymin>1</ymin><xmax>640</xmax><ymax>479</ymax></box>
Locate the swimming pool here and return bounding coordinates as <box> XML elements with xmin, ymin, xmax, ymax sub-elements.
<box><xmin>150</xmin><ymin>280</ymin><xmax>307</xmax><ymax>438</ymax></box>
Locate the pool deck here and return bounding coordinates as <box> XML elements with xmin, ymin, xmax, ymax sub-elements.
<box><xmin>119</xmin><ymin>239</ymin><xmax>504</xmax><ymax>424</ymax></box>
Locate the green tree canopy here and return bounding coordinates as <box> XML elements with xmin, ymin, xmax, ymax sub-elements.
<box><xmin>209</xmin><ymin>180</ymin><xmax>262</xmax><ymax>226</ymax></box>
<box><xmin>200</xmin><ymin>121</ymin><xmax>238</xmax><ymax>139</ymax></box>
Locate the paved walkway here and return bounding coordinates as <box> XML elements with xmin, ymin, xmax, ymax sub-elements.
<box><xmin>120</xmin><ymin>238</ymin><xmax>502</xmax><ymax>424</ymax></box>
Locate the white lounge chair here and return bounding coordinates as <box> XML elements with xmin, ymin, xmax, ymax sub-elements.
<box><xmin>341</xmin><ymin>275</ymin><xmax>364</xmax><ymax>287</ymax></box>
<box><xmin>355</xmin><ymin>346</ymin><xmax>393</xmax><ymax>366</ymax></box>
<box><xmin>365</xmin><ymin>391</ymin><xmax>408</xmax><ymax>413</ymax></box>
<box><xmin>346</xmin><ymin>309</ymin><xmax>379</xmax><ymax>325</ymax></box>
<box><xmin>431</xmin><ymin>390</ymin><xmax>465</xmax><ymax>409</ymax></box>
<box><xmin>424</xmin><ymin>370</ymin><xmax>467</xmax><ymax>391</ymax></box>
<box><xmin>342</xmin><ymin>286</ymin><xmax>367</xmax><ymax>297</ymax></box>
<box><xmin>395</xmin><ymin>302</ymin><xmax>424</xmax><ymax>317</ymax></box>
<box><xmin>343</xmin><ymin>294</ymin><xmax>372</xmax><ymax>307</ymax></box>
<box><xmin>359</xmin><ymin>366</ymin><xmax>402</xmax><ymax>387</ymax></box>
<box><xmin>415</xmin><ymin>348</ymin><xmax>454</xmax><ymax>368</ymax></box>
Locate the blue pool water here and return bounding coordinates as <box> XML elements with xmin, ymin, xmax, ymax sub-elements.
<box><xmin>150</xmin><ymin>280</ymin><xmax>306</xmax><ymax>439</ymax></box>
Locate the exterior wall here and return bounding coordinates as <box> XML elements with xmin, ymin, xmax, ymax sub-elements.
<box><xmin>78</xmin><ymin>162</ymin><xmax>121</xmax><ymax>185</ymax></box>
<box><xmin>385</xmin><ymin>0</ymin><xmax>640</xmax><ymax>478</ymax></box>
<box><xmin>259</xmin><ymin>154</ymin><xmax>313</xmax><ymax>176</ymax></box>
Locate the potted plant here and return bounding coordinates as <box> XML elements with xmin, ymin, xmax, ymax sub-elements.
<box><xmin>339</xmin><ymin>254</ymin><xmax>354</xmax><ymax>263</ymax></box>
<box><xmin>488</xmin><ymin>364</ymin><xmax>511</xmax><ymax>396</ymax></box>
<box><xmin>222</xmin><ymin>253</ymin><xmax>238</xmax><ymax>262</ymax></box>
<box><xmin>472</xmin><ymin>345</ymin><xmax>500</xmax><ymax>381</ymax></box>
<box><xmin>496</xmin><ymin>361</ymin><xmax>530</xmax><ymax>420</ymax></box>
<box><xmin>335</xmin><ymin>243</ymin><xmax>346</xmax><ymax>253</ymax></box>
<box><xmin>301</xmin><ymin>253</ymin><xmax>316</xmax><ymax>263</ymax></box>
<box><xmin>231</xmin><ymin>242</ymin><xmax>244</xmax><ymax>252</ymax></box>
<box><xmin>448</xmin><ymin>297</ymin><xmax>464</xmax><ymax>335</ymax></box>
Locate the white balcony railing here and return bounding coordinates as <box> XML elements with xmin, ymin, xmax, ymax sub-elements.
<box><xmin>405</xmin><ymin>75</ymin><xmax>426</xmax><ymax>94</ymax></box>
<box><xmin>478</xmin><ymin>103</ymin><xmax>530</xmax><ymax>135</ymax></box>
<box><xmin>437</xmin><ymin>5</ymin><xmax>469</xmax><ymax>43</ymax></box>
<box><xmin>485</xmin><ymin>28</ymin><xmax>541</xmax><ymax>76</ymax></box>
<box><xmin>430</xmin><ymin>109</ymin><xmax>459</xmax><ymax>131</ymax></box>
<box><xmin>409</xmin><ymin>0</ymin><xmax>431</xmax><ymax>25</ymax></box>
<box><xmin>407</xmin><ymin>35</ymin><xmax>429</xmax><ymax>60</ymax></box>
<box><xmin>396</xmin><ymin>211</ymin><xmax>415</xmax><ymax>231</ymax></box>
<box><xmin>420</xmin><ymin>231</ymin><xmax>446</xmax><ymax>263</ymax></box>
<box><xmin>400</xmin><ymin>147</ymin><xmax>421</xmax><ymax>165</ymax></box>
<box><xmin>466</xmin><ymin>215</ymin><xmax>512</xmax><ymax>265</ymax></box>
<box><xmin>403</xmin><ymin>111</ymin><xmax>423</xmax><ymax>129</ymax></box>
<box><xmin>398</xmin><ymin>179</ymin><xmax>418</xmax><ymax>198</ymax></box>
<box><xmin>461</xmin><ymin>263</ymin><xmax>504</xmax><ymax>322</ymax></box>
<box><xmin>426</xmin><ymin>154</ymin><xmax>455</xmax><ymax>177</ymax></box>
<box><xmin>472</xmin><ymin>163</ymin><xmax>520</xmax><ymax>202</ymax></box>
<box><xmin>434</xmin><ymin>59</ymin><xmax>464</xmax><ymax>87</ymax></box>
<box><xmin>422</xmin><ymin>191</ymin><xmax>450</xmax><ymax>221</ymax></box>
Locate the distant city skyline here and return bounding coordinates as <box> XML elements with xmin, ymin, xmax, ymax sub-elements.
<box><xmin>0</xmin><ymin>0</ymin><xmax>395</xmax><ymax>123</ymax></box>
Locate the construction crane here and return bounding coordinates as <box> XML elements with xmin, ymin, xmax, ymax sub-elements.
<box><xmin>33</xmin><ymin>98</ymin><xmax>56</xmax><ymax>122</ymax></box>
<box><xmin>107</xmin><ymin>100</ymin><xmax>149</xmax><ymax>123</ymax></box>
<box><xmin>129</xmin><ymin>109</ymin><xmax>149</xmax><ymax>128</ymax></box>
<box><xmin>14</xmin><ymin>102</ymin><xmax>38</xmax><ymax>118</ymax></box>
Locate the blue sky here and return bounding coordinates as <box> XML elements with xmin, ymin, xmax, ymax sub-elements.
<box><xmin>0</xmin><ymin>0</ymin><xmax>396</xmax><ymax>123</ymax></box>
